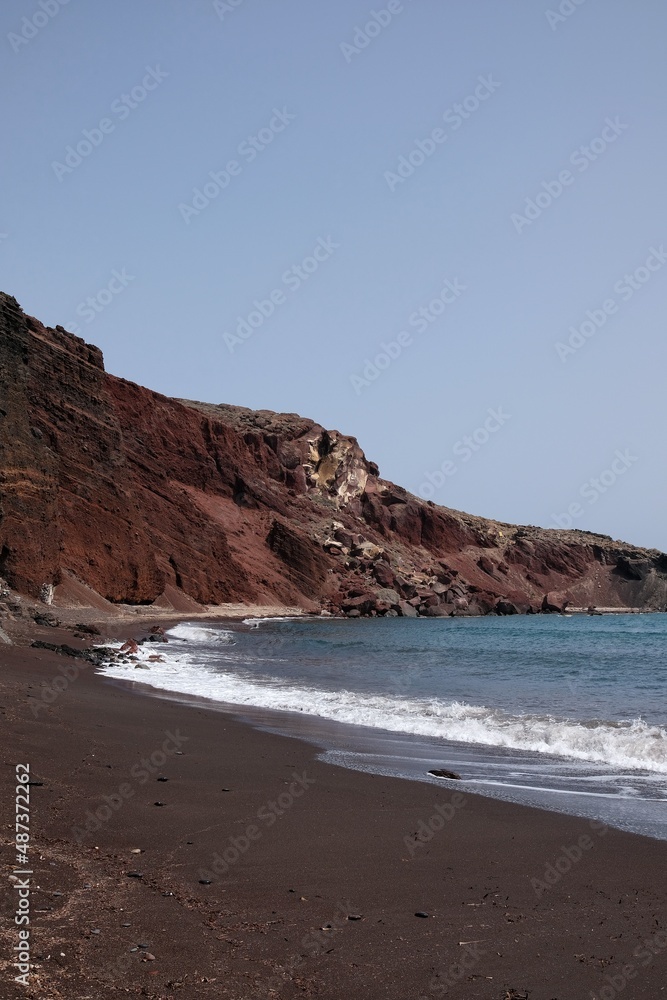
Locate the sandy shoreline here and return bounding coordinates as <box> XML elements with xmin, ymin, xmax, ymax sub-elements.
<box><xmin>1</xmin><ymin>619</ymin><xmax>666</xmax><ymax>998</ymax></box>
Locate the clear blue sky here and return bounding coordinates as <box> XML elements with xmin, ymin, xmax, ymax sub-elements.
<box><xmin>2</xmin><ymin>0</ymin><xmax>666</xmax><ymax>551</ymax></box>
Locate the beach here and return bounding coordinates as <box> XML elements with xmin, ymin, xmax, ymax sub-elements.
<box><xmin>1</xmin><ymin>618</ymin><xmax>665</xmax><ymax>999</ymax></box>
<box><xmin>4</xmin><ymin>5</ymin><xmax>667</xmax><ymax>998</ymax></box>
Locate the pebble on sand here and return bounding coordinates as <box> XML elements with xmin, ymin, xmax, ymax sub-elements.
<box><xmin>428</xmin><ymin>768</ymin><xmax>461</xmax><ymax>780</ymax></box>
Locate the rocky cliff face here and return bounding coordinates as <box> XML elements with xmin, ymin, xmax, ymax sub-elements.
<box><xmin>1</xmin><ymin>292</ymin><xmax>666</xmax><ymax>615</ymax></box>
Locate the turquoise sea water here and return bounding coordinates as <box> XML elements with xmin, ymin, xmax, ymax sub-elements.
<box><xmin>100</xmin><ymin>614</ymin><xmax>667</xmax><ymax>839</ymax></box>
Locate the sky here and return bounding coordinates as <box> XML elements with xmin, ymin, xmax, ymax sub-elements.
<box><xmin>2</xmin><ymin>0</ymin><xmax>666</xmax><ymax>551</ymax></box>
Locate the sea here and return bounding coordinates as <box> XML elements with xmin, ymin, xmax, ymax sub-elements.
<box><xmin>99</xmin><ymin>614</ymin><xmax>667</xmax><ymax>840</ymax></box>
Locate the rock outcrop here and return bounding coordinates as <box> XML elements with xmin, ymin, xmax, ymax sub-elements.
<box><xmin>1</xmin><ymin>292</ymin><xmax>666</xmax><ymax>615</ymax></box>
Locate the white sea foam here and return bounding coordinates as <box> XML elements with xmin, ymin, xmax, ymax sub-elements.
<box><xmin>98</xmin><ymin>634</ymin><xmax>667</xmax><ymax>775</ymax></box>
<box><xmin>241</xmin><ymin>616</ymin><xmax>309</xmax><ymax>626</ymax></box>
<box><xmin>166</xmin><ymin>624</ymin><xmax>235</xmax><ymax>643</ymax></box>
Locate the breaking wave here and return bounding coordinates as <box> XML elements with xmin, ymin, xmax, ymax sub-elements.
<box><xmin>96</xmin><ymin>626</ymin><xmax>667</xmax><ymax>775</ymax></box>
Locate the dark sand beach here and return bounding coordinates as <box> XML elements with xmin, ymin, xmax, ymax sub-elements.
<box><xmin>1</xmin><ymin>622</ymin><xmax>666</xmax><ymax>1000</ymax></box>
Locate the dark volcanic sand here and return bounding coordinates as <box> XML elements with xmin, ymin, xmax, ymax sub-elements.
<box><xmin>0</xmin><ymin>626</ymin><xmax>665</xmax><ymax>999</ymax></box>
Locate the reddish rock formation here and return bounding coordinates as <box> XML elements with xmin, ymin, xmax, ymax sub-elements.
<box><xmin>1</xmin><ymin>292</ymin><xmax>666</xmax><ymax>615</ymax></box>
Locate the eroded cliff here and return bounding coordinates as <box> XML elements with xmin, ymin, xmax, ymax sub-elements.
<box><xmin>1</xmin><ymin>292</ymin><xmax>666</xmax><ymax>616</ymax></box>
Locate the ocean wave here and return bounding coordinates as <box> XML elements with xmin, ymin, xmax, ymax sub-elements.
<box><xmin>166</xmin><ymin>624</ymin><xmax>236</xmax><ymax>643</ymax></box>
<box><xmin>241</xmin><ymin>616</ymin><xmax>310</xmax><ymax>626</ymax></box>
<box><xmin>97</xmin><ymin>646</ymin><xmax>667</xmax><ymax>775</ymax></box>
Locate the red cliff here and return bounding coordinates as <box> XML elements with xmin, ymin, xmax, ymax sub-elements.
<box><xmin>1</xmin><ymin>292</ymin><xmax>666</xmax><ymax>616</ymax></box>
